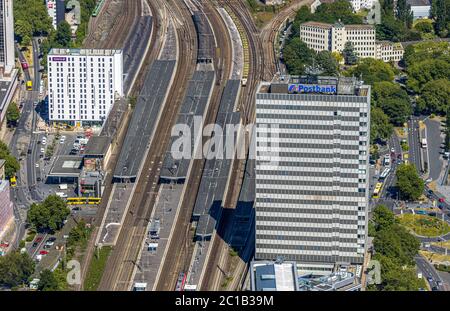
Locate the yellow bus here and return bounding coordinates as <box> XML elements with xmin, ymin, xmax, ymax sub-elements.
<box><xmin>66</xmin><ymin>197</ymin><xmax>101</xmax><ymax>205</ymax></box>
<box><xmin>10</xmin><ymin>176</ymin><xmax>17</xmax><ymax>187</ymax></box>
<box><xmin>373</xmin><ymin>182</ymin><xmax>383</xmax><ymax>198</ymax></box>
<box><xmin>26</xmin><ymin>80</ymin><xmax>33</xmax><ymax>91</ymax></box>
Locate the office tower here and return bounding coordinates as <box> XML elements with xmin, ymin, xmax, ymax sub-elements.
<box><xmin>255</xmin><ymin>75</ymin><xmax>370</xmax><ymax>273</ymax></box>
<box><xmin>0</xmin><ymin>0</ymin><xmax>14</xmax><ymax>76</ymax></box>
<box><xmin>47</xmin><ymin>48</ymin><xmax>123</xmax><ymax>126</ymax></box>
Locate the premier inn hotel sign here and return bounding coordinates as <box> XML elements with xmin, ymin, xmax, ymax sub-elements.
<box><xmin>288</xmin><ymin>84</ymin><xmax>337</xmax><ymax>94</ymax></box>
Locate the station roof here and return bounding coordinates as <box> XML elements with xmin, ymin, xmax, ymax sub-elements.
<box><xmin>84</xmin><ymin>136</ymin><xmax>110</xmax><ymax>157</ymax></box>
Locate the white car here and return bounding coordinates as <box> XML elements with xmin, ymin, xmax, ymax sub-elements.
<box><xmin>40</xmin><ymin>147</ymin><xmax>45</xmax><ymax>153</ymax></box>
<box><xmin>35</xmin><ymin>163</ymin><xmax>39</xmax><ymax>168</ymax></box>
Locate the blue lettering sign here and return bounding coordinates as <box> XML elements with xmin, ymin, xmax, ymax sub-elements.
<box><xmin>288</xmin><ymin>84</ymin><xmax>336</xmax><ymax>94</ymax></box>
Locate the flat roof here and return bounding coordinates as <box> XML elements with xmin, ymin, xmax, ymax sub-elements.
<box><xmin>49</xmin><ymin>155</ymin><xmax>83</xmax><ymax>177</ymax></box>
<box><xmin>84</xmin><ymin>136</ymin><xmax>110</xmax><ymax>156</ymax></box>
<box><xmin>252</xmin><ymin>261</ymin><xmax>299</xmax><ymax>291</ymax></box>
<box><xmin>49</xmin><ymin>48</ymin><xmax>122</xmax><ymax>57</ymax></box>
<box><xmin>407</xmin><ymin>0</ymin><xmax>430</xmax><ymax>6</ymax></box>
<box><xmin>113</xmin><ymin>60</ymin><xmax>176</xmax><ymax>180</ymax></box>
<box><xmin>159</xmin><ymin>70</ymin><xmax>215</xmax><ymax>182</ymax></box>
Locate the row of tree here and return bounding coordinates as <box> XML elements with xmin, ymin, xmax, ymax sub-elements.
<box><xmin>0</xmin><ymin>140</ymin><xmax>20</xmax><ymax>179</ymax></box>
<box><xmin>27</xmin><ymin>195</ymin><xmax>71</xmax><ymax>232</ymax></box>
<box><xmin>396</xmin><ymin>163</ymin><xmax>425</xmax><ymax>201</ymax></box>
<box><xmin>368</xmin><ymin>205</ymin><xmax>423</xmax><ymax>290</ymax></box>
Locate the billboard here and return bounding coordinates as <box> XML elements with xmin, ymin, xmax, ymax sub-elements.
<box><xmin>288</xmin><ymin>84</ymin><xmax>337</xmax><ymax>94</ymax></box>
<box><xmin>52</xmin><ymin>57</ymin><xmax>67</xmax><ymax>62</ymax></box>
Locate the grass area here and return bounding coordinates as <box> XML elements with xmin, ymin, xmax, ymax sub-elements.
<box><xmin>83</xmin><ymin>246</ymin><xmax>112</xmax><ymax>291</ymax></box>
<box><xmin>221</xmin><ymin>276</ymin><xmax>233</xmax><ymax>289</ymax></box>
<box><xmin>229</xmin><ymin>248</ymin><xmax>239</xmax><ymax>257</ymax></box>
<box><xmin>434</xmin><ymin>264</ymin><xmax>450</xmax><ymax>272</ymax></box>
<box><xmin>420</xmin><ymin>250</ymin><xmax>450</xmax><ymax>263</ymax></box>
<box><xmin>397</xmin><ymin>214</ymin><xmax>450</xmax><ymax>237</ymax></box>
<box><xmin>432</xmin><ymin>240</ymin><xmax>450</xmax><ymax>249</ymax></box>
<box><xmin>245</xmin><ymin>0</ymin><xmax>290</xmax><ymax>28</ymax></box>
<box><xmin>394</xmin><ymin>127</ymin><xmax>407</xmax><ymax>139</ymax></box>
<box><xmin>401</xmin><ymin>141</ymin><xmax>409</xmax><ymax>152</ymax></box>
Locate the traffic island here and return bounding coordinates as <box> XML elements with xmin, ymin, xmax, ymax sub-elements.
<box><xmin>397</xmin><ymin>214</ymin><xmax>450</xmax><ymax>237</ymax></box>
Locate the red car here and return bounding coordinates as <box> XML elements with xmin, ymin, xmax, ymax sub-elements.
<box><xmin>39</xmin><ymin>250</ymin><xmax>49</xmax><ymax>255</ymax></box>
<box><xmin>35</xmin><ymin>237</ymin><xmax>43</xmax><ymax>243</ymax></box>
<box><xmin>20</xmin><ymin>61</ymin><xmax>29</xmax><ymax>70</ymax></box>
<box><xmin>439</xmin><ymin>198</ymin><xmax>445</xmax><ymax>203</ymax></box>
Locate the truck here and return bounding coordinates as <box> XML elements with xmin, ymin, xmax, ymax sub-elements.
<box><xmin>26</xmin><ymin>80</ymin><xmax>33</xmax><ymax>91</ymax></box>
<box><xmin>55</xmin><ymin>192</ymin><xmax>68</xmax><ymax>198</ymax></box>
<box><xmin>421</xmin><ymin>138</ymin><xmax>427</xmax><ymax>148</ymax></box>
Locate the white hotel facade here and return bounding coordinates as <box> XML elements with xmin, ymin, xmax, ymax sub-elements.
<box><xmin>255</xmin><ymin>76</ymin><xmax>370</xmax><ymax>273</ymax></box>
<box><xmin>47</xmin><ymin>48</ymin><xmax>123</xmax><ymax>126</ymax></box>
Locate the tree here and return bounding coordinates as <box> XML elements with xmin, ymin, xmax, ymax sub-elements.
<box><xmin>27</xmin><ymin>195</ymin><xmax>71</xmax><ymax>232</ymax></box>
<box><xmin>407</xmin><ymin>59</ymin><xmax>450</xmax><ymax>93</ymax></box>
<box><xmin>416</xmin><ymin>79</ymin><xmax>450</xmax><ymax>114</ymax></box>
<box><xmin>347</xmin><ymin>58</ymin><xmax>395</xmax><ymax>85</ymax></box>
<box><xmin>38</xmin><ymin>269</ymin><xmax>59</xmax><ymax>291</ymax></box>
<box><xmin>13</xmin><ymin>0</ymin><xmax>53</xmax><ymax>39</ymax></box>
<box><xmin>403</xmin><ymin>41</ymin><xmax>450</xmax><ymax>67</ymax></box>
<box><xmin>0</xmin><ymin>251</ymin><xmax>35</xmax><ymax>287</ymax></box>
<box><xmin>372</xmin><ymin>81</ymin><xmax>412</xmax><ymax>125</ymax></box>
<box><xmin>372</xmin><ymin>205</ymin><xmax>397</xmax><ymax>231</ymax></box>
<box><xmin>0</xmin><ymin>141</ymin><xmax>20</xmax><ymax>179</ymax></box>
<box><xmin>6</xmin><ymin>102</ymin><xmax>20</xmax><ymax>126</ymax></box>
<box><xmin>283</xmin><ymin>38</ymin><xmax>315</xmax><ymax>75</ymax></box>
<box><xmin>55</xmin><ymin>21</ymin><xmax>73</xmax><ymax>48</ymax></box>
<box><xmin>396</xmin><ymin>163</ymin><xmax>424</xmax><ymax>201</ymax></box>
<box><xmin>414</xmin><ymin>20</ymin><xmax>434</xmax><ymax>34</ymax></box>
<box><xmin>370</xmin><ymin>107</ymin><xmax>393</xmax><ymax>143</ymax></box>
<box><xmin>315</xmin><ymin>51</ymin><xmax>339</xmax><ymax>76</ymax></box>
<box><xmin>395</xmin><ymin>0</ymin><xmax>414</xmax><ymax>28</ymax></box>
<box><xmin>343</xmin><ymin>42</ymin><xmax>358</xmax><ymax>65</ymax></box>
<box><xmin>313</xmin><ymin>0</ymin><xmax>363</xmax><ymax>24</ymax></box>
<box><xmin>14</xmin><ymin>19</ymin><xmax>33</xmax><ymax>45</ymax></box>
<box><xmin>432</xmin><ymin>0</ymin><xmax>449</xmax><ymax>37</ymax></box>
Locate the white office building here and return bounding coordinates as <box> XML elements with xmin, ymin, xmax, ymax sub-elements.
<box><xmin>349</xmin><ymin>0</ymin><xmax>374</xmax><ymax>12</ymax></box>
<box><xmin>0</xmin><ymin>0</ymin><xmax>14</xmax><ymax>76</ymax></box>
<box><xmin>255</xmin><ymin>75</ymin><xmax>370</xmax><ymax>272</ymax></box>
<box><xmin>47</xmin><ymin>48</ymin><xmax>124</xmax><ymax>126</ymax></box>
<box><xmin>46</xmin><ymin>0</ymin><xmax>57</xmax><ymax>29</ymax></box>
<box><xmin>300</xmin><ymin>21</ymin><xmax>404</xmax><ymax>61</ymax></box>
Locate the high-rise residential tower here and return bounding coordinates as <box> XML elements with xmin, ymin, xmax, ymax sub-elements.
<box><xmin>255</xmin><ymin>75</ymin><xmax>370</xmax><ymax>273</ymax></box>
<box><xmin>0</xmin><ymin>0</ymin><xmax>14</xmax><ymax>76</ymax></box>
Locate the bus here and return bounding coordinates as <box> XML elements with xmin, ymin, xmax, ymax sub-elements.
<box><xmin>26</xmin><ymin>80</ymin><xmax>33</xmax><ymax>91</ymax></box>
<box><xmin>66</xmin><ymin>197</ymin><xmax>101</xmax><ymax>205</ymax></box>
<box><xmin>10</xmin><ymin>176</ymin><xmax>17</xmax><ymax>187</ymax></box>
<box><xmin>373</xmin><ymin>182</ymin><xmax>383</xmax><ymax>198</ymax></box>
<box><xmin>379</xmin><ymin>168</ymin><xmax>390</xmax><ymax>180</ymax></box>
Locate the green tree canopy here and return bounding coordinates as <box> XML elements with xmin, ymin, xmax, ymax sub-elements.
<box><xmin>315</xmin><ymin>50</ymin><xmax>339</xmax><ymax>76</ymax></box>
<box><xmin>414</xmin><ymin>20</ymin><xmax>434</xmax><ymax>34</ymax></box>
<box><xmin>416</xmin><ymin>79</ymin><xmax>450</xmax><ymax>114</ymax></box>
<box><xmin>370</xmin><ymin>107</ymin><xmax>394</xmax><ymax>143</ymax></box>
<box><xmin>27</xmin><ymin>195</ymin><xmax>71</xmax><ymax>232</ymax></box>
<box><xmin>313</xmin><ymin>0</ymin><xmax>363</xmax><ymax>24</ymax></box>
<box><xmin>403</xmin><ymin>41</ymin><xmax>450</xmax><ymax>67</ymax></box>
<box><xmin>343</xmin><ymin>41</ymin><xmax>358</xmax><ymax>65</ymax></box>
<box><xmin>38</xmin><ymin>269</ymin><xmax>59</xmax><ymax>291</ymax></box>
<box><xmin>55</xmin><ymin>21</ymin><xmax>73</xmax><ymax>48</ymax></box>
<box><xmin>346</xmin><ymin>58</ymin><xmax>396</xmax><ymax>85</ymax></box>
<box><xmin>0</xmin><ymin>140</ymin><xmax>20</xmax><ymax>179</ymax></box>
<box><xmin>6</xmin><ymin>102</ymin><xmax>20</xmax><ymax>126</ymax></box>
<box><xmin>372</xmin><ymin>205</ymin><xmax>397</xmax><ymax>231</ymax></box>
<box><xmin>396</xmin><ymin>163</ymin><xmax>425</xmax><ymax>201</ymax></box>
<box><xmin>372</xmin><ymin>81</ymin><xmax>412</xmax><ymax>125</ymax></box>
<box><xmin>283</xmin><ymin>38</ymin><xmax>315</xmax><ymax>75</ymax></box>
<box><xmin>0</xmin><ymin>251</ymin><xmax>35</xmax><ymax>288</ymax></box>
<box><xmin>407</xmin><ymin>59</ymin><xmax>450</xmax><ymax>93</ymax></box>
<box><xmin>13</xmin><ymin>0</ymin><xmax>53</xmax><ymax>42</ymax></box>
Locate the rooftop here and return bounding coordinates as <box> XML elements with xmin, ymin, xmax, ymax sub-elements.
<box><xmin>407</xmin><ymin>0</ymin><xmax>431</xmax><ymax>6</ymax></box>
<box><xmin>49</xmin><ymin>155</ymin><xmax>83</xmax><ymax>177</ymax></box>
<box><xmin>258</xmin><ymin>75</ymin><xmax>370</xmax><ymax>96</ymax></box>
<box><xmin>84</xmin><ymin>136</ymin><xmax>110</xmax><ymax>157</ymax></box>
<box><xmin>301</xmin><ymin>21</ymin><xmax>333</xmax><ymax>29</ymax></box>
<box><xmin>49</xmin><ymin>48</ymin><xmax>122</xmax><ymax>57</ymax></box>
<box><xmin>251</xmin><ymin>261</ymin><xmax>299</xmax><ymax>291</ymax></box>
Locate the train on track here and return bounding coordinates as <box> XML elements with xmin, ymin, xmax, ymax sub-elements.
<box><xmin>175</xmin><ymin>272</ymin><xmax>187</xmax><ymax>291</ymax></box>
<box><xmin>92</xmin><ymin>0</ymin><xmax>105</xmax><ymax>17</ymax></box>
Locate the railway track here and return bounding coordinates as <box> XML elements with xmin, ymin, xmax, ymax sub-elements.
<box><xmin>198</xmin><ymin>0</ymin><xmax>263</xmax><ymax>291</ymax></box>
<box><xmin>260</xmin><ymin>0</ymin><xmax>315</xmax><ymax>81</ymax></box>
<box><xmin>154</xmin><ymin>0</ymin><xmax>234</xmax><ymax>291</ymax></box>
<box><xmin>97</xmin><ymin>0</ymin><xmax>198</xmax><ymax>291</ymax></box>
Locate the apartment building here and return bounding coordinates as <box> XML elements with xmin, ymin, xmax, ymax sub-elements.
<box><xmin>255</xmin><ymin>75</ymin><xmax>370</xmax><ymax>272</ymax></box>
<box><xmin>349</xmin><ymin>0</ymin><xmax>374</xmax><ymax>12</ymax></box>
<box><xmin>46</xmin><ymin>0</ymin><xmax>66</xmax><ymax>29</ymax></box>
<box><xmin>300</xmin><ymin>21</ymin><xmax>403</xmax><ymax>62</ymax></box>
<box><xmin>375</xmin><ymin>41</ymin><xmax>404</xmax><ymax>62</ymax></box>
<box><xmin>47</xmin><ymin>48</ymin><xmax>124</xmax><ymax>126</ymax></box>
<box><xmin>0</xmin><ymin>0</ymin><xmax>14</xmax><ymax>76</ymax></box>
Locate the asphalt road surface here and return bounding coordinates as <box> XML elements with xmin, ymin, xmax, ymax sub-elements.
<box><xmin>415</xmin><ymin>255</ymin><xmax>446</xmax><ymax>291</ymax></box>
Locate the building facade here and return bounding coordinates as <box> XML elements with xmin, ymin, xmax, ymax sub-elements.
<box><xmin>255</xmin><ymin>76</ymin><xmax>370</xmax><ymax>271</ymax></box>
<box><xmin>407</xmin><ymin>0</ymin><xmax>431</xmax><ymax>19</ymax></box>
<box><xmin>0</xmin><ymin>0</ymin><xmax>14</xmax><ymax>76</ymax></box>
<box><xmin>300</xmin><ymin>21</ymin><xmax>403</xmax><ymax>62</ymax></box>
<box><xmin>349</xmin><ymin>0</ymin><xmax>374</xmax><ymax>12</ymax></box>
<box><xmin>375</xmin><ymin>41</ymin><xmax>404</xmax><ymax>62</ymax></box>
<box><xmin>0</xmin><ymin>160</ymin><xmax>13</xmax><ymax>241</ymax></box>
<box><xmin>47</xmin><ymin>48</ymin><xmax>124</xmax><ymax>126</ymax></box>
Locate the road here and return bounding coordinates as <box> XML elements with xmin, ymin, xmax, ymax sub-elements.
<box><xmin>424</xmin><ymin>118</ymin><xmax>444</xmax><ymax>181</ymax></box>
<box><xmin>408</xmin><ymin>117</ymin><xmax>422</xmax><ymax>173</ymax></box>
<box><xmin>415</xmin><ymin>255</ymin><xmax>446</xmax><ymax>291</ymax></box>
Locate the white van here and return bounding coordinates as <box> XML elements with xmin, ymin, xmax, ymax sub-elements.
<box><xmin>55</xmin><ymin>192</ymin><xmax>68</xmax><ymax>198</ymax></box>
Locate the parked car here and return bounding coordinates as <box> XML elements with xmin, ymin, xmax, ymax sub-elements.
<box><xmin>439</xmin><ymin>198</ymin><xmax>445</xmax><ymax>203</ymax></box>
<box><xmin>39</xmin><ymin>250</ymin><xmax>49</xmax><ymax>255</ymax></box>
